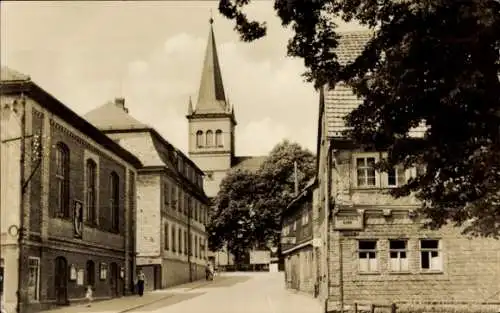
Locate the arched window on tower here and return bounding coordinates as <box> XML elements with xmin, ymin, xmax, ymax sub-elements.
<box><xmin>206</xmin><ymin>130</ymin><xmax>214</xmax><ymax>147</ymax></box>
<box><xmin>196</xmin><ymin>130</ymin><xmax>203</xmax><ymax>147</ymax></box>
<box><xmin>215</xmin><ymin>130</ymin><xmax>223</xmax><ymax>147</ymax></box>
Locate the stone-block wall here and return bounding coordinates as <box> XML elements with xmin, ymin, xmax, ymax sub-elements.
<box><xmin>327</xmin><ymin>211</ymin><xmax>500</xmax><ymax>306</ymax></box>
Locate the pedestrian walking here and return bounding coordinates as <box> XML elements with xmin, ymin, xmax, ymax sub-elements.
<box><xmin>136</xmin><ymin>269</ymin><xmax>146</xmax><ymax>296</ymax></box>
<box><xmin>85</xmin><ymin>285</ymin><xmax>93</xmax><ymax>307</ymax></box>
<box><xmin>205</xmin><ymin>262</ymin><xmax>214</xmax><ymax>281</ymax></box>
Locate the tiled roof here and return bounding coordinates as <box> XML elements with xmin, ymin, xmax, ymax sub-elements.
<box><xmin>325</xmin><ymin>31</ymin><xmax>426</xmax><ymax>138</ymax></box>
<box><xmin>231</xmin><ymin>156</ymin><xmax>267</xmax><ymax>172</ymax></box>
<box><xmin>1</xmin><ymin>66</ymin><xmax>31</xmax><ymax>82</ymax></box>
<box><xmin>84</xmin><ymin>100</ymin><xmax>148</xmax><ymax>131</ymax></box>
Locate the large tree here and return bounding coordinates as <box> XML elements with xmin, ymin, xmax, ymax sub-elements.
<box><xmin>207</xmin><ymin>140</ymin><xmax>316</xmax><ymax>259</ymax></box>
<box><xmin>218</xmin><ymin>0</ymin><xmax>500</xmax><ymax>237</ymax></box>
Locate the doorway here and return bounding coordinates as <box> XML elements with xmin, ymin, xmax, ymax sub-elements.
<box><xmin>54</xmin><ymin>257</ymin><xmax>68</xmax><ymax>305</ymax></box>
<box><xmin>110</xmin><ymin>263</ymin><xmax>119</xmax><ymax>297</ymax></box>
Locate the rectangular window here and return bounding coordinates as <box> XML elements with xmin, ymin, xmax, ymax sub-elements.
<box><xmin>171</xmin><ymin>185</ymin><xmax>177</xmax><ymax>208</ymax></box>
<box><xmin>356</xmin><ymin>157</ymin><xmax>376</xmax><ymax>187</ymax></box>
<box><xmin>178</xmin><ymin>189</ymin><xmax>183</xmax><ymax>212</ymax></box>
<box><xmin>389</xmin><ymin>240</ymin><xmax>408</xmax><ymax>272</ymax></box>
<box><xmin>184</xmin><ymin>194</ymin><xmax>189</xmax><ymax>215</ymax></box>
<box><xmin>164</xmin><ymin>182</ymin><xmax>170</xmax><ymax>205</ymax></box>
<box><xmin>184</xmin><ymin>230</ymin><xmax>188</xmax><ymax>255</ymax></box>
<box><xmin>358</xmin><ymin>240</ymin><xmax>378</xmax><ymax>272</ymax></box>
<box><xmin>302</xmin><ymin>212</ymin><xmax>309</xmax><ymax>225</ymax></box>
<box><xmin>172</xmin><ymin>226</ymin><xmax>176</xmax><ymax>252</ymax></box>
<box><xmin>388</xmin><ymin>167</ymin><xmax>406</xmax><ymax>187</ymax></box>
<box><xmin>178</xmin><ymin>228</ymin><xmax>182</xmax><ymax>254</ymax></box>
<box><xmin>420</xmin><ymin>239</ymin><xmax>442</xmax><ymax>271</ymax></box>
<box><xmin>27</xmin><ymin>257</ymin><xmax>40</xmax><ymax>301</ymax></box>
<box><xmin>195</xmin><ymin>236</ymin><xmax>198</xmax><ymax>258</ymax></box>
<box><xmin>164</xmin><ymin>223</ymin><xmax>169</xmax><ymax>250</ymax></box>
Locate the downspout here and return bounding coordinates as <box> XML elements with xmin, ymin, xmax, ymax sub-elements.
<box><xmin>188</xmin><ymin>200</ymin><xmax>192</xmax><ymax>282</ymax></box>
<box><xmin>324</xmin><ymin>141</ymin><xmax>331</xmax><ymax>313</ymax></box>
<box><xmin>17</xmin><ymin>95</ymin><xmax>27</xmax><ymax>313</ymax></box>
<box><xmin>332</xmin><ymin>148</ymin><xmax>344</xmax><ymax>313</ymax></box>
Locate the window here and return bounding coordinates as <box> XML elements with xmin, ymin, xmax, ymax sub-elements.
<box><xmin>196</xmin><ymin>130</ymin><xmax>204</xmax><ymax>147</ymax></box>
<box><xmin>388</xmin><ymin>167</ymin><xmax>406</xmax><ymax>187</ymax></box>
<box><xmin>184</xmin><ymin>194</ymin><xmax>188</xmax><ymax>215</ymax></box>
<box><xmin>195</xmin><ymin>236</ymin><xmax>198</xmax><ymax>258</ymax></box>
<box><xmin>301</xmin><ymin>212</ymin><xmax>309</xmax><ymax>225</ymax></box>
<box><xmin>171</xmin><ymin>185</ymin><xmax>177</xmax><ymax>208</ymax></box>
<box><xmin>55</xmin><ymin>143</ymin><xmax>69</xmax><ymax>217</ymax></box>
<box><xmin>358</xmin><ymin>240</ymin><xmax>378</xmax><ymax>272</ymax></box>
<box><xmin>178</xmin><ymin>189</ymin><xmax>183</xmax><ymax>212</ymax></box>
<box><xmin>172</xmin><ymin>226</ymin><xmax>176</xmax><ymax>252</ymax></box>
<box><xmin>282</xmin><ymin>225</ymin><xmax>290</xmax><ymax>236</ymax></box>
<box><xmin>389</xmin><ymin>240</ymin><xmax>408</xmax><ymax>272</ymax></box>
<box><xmin>27</xmin><ymin>257</ymin><xmax>40</xmax><ymax>301</ymax></box>
<box><xmin>164</xmin><ymin>223</ymin><xmax>169</xmax><ymax>250</ymax></box>
<box><xmin>215</xmin><ymin>129</ymin><xmax>223</xmax><ymax>147</ymax></box>
<box><xmin>206</xmin><ymin>130</ymin><xmax>214</xmax><ymax>146</ymax></box>
<box><xmin>164</xmin><ymin>182</ymin><xmax>170</xmax><ymax>206</ymax></box>
<box><xmin>292</xmin><ymin>221</ymin><xmax>297</xmax><ymax>231</ymax></box>
<box><xmin>356</xmin><ymin>157</ymin><xmax>376</xmax><ymax>187</ymax></box>
<box><xmin>190</xmin><ymin>234</ymin><xmax>194</xmax><ymax>256</ymax></box>
<box><xmin>420</xmin><ymin>239</ymin><xmax>442</xmax><ymax>271</ymax></box>
<box><xmin>200</xmin><ymin>239</ymin><xmax>204</xmax><ymax>259</ymax></box>
<box><xmin>86</xmin><ymin>260</ymin><xmax>95</xmax><ymax>287</ymax></box>
<box><xmin>184</xmin><ymin>230</ymin><xmax>188</xmax><ymax>255</ymax></box>
<box><xmin>178</xmin><ymin>228</ymin><xmax>182</xmax><ymax>254</ymax></box>
<box><xmin>86</xmin><ymin>159</ymin><xmax>97</xmax><ymax>224</ymax></box>
<box><xmin>109</xmin><ymin>172</ymin><xmax>119</xmax><ymax>232</ymax></box>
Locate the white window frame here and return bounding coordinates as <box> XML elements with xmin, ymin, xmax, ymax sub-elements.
<box><xmin>387</xmin><ymin>166</ymin><xmax>408</xmax><ymax>187</ymax></box>
<box><xmin>358</xmin><ymin>240</ymin><xmax>378</xmax><ymax>273</ymax></box>
<box><xmin>302</xmin><ymin>212</ymin><xmax>309</xmax><ymax>225</ymax></box>
<box><xmin>353</xmin><ymin>153</ymin><xmax>379</xmax><ymax>188</ymax></box>
<box><xmin>389</xmin><ymin>240</ymin><xmax>409</xmax><ymax>272</ymax></box>
<box><xmin>420</xmin><ymin>239</ymin><xmax>443</xmax><ymax>272</ymax></box>
<box><xmin>27</xmin><ymin>257</ymin><xmax>41</xmax><ymax>302</ymax></box>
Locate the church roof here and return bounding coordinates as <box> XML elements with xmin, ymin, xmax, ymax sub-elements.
<box><xmin>192</xmin><ymin>19</ymin><xmax>230</xmax><ymax>115</ymax></box>
<box><xmin>231</xmin><ymin>156</ymin><xmax>267</xmax><ymax>172</ymax></box>
<box><xmin>324</xmin><ymin>30</ymin><xmax>426</xmax><ymax>139</ymax></box>
<box><xmin>83</xmin><ymin>98</ymin><xmax>148</xmax><ymax>131</ymax></box>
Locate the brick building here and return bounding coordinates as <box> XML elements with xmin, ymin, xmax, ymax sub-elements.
<box><xmin>315</xmin><ymin>31</ymin><xmax>500</xmax><ymax>312</ymax></box>
<box><xmin>281</xmin><ymin>179</ymin><xmax>318</xmax><ymax>295</ymax></box>
<box><xmin>84</xmin><ymin>98</ymin><xmax>210</xmax><ymax>289</ymax></box>
<box><xmin>1</xmin><ymin>67</ymin><xmax>141</xmax><ymax>313</ymax></box>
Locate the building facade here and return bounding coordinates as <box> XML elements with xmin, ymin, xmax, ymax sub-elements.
<box><xmin>84</xmin><ymin>98</ymin><xmax>210</xmax><ymax>290</ymax></box>
<box><xmin>1</xmin><ymin>68</ymin><xmax>141</xmax><ymax>313</ymax></box>
<box><xmin>281</xmin><ymin>179</ymin><xmax>318</xmax><ymax>295</ymax></box>
<box><xmin>186</xmin><ymin>19</ymin><xmax>269</xmax><ymax>269</ymax></box>
<box><xmin>316</xmin><ymin>32</ymin><xmax>500</xmax><ymax>312</ymax></box>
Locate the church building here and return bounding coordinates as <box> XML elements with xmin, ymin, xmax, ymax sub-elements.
<box><xmin>186</xmin><ymin>18</ymin><xmax>268</xmax><ymax>269</ymax></box>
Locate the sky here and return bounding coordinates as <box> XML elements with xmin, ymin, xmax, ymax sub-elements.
<box><xmin>1</xmin><ymin>1</ymin><xmax>363</xmax><ymax>156</ymax></box>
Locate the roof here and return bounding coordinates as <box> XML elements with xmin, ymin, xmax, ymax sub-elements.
<box><xmin>324</xmin><ymin>31</ymin><xmax>426</xmax><ymax>139</ymax></box>
<box><xmin>84</xmin><ymin>99</ymin><xmax>148</xmax><ymax>131</ymax></box>
<box><xmin>283</xmin><ymin>177</ymin><xmax>317</xmax><ymax>217</ymax></box>
<box><xmin>192</xmin><ymin>19</ymin><xmax>230</xmax><ymax>115</ymax></box>
<box><xmin>0</xmin><ymin>67</ymin><xmax>143</xmax><ymax>168</ymax></box>
<box><xmin>231</xmin><ymin>156</ymin><xmax>267</xmax><ymax>172</ymax></box>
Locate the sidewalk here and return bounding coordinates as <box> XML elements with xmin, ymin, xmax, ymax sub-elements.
<box><xmin>43</xmin><ymin>278</ymin><xmax>216</xmax><ymax>313</ymax></box>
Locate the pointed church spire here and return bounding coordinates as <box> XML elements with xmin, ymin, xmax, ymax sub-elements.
<box><xmin>195</xmin><ymin>17</ymin><xmax>228</xmax><ymax>114</ymax></box>
<box><xmin>188</xmin><ymin>96</ymin><xmax>193</xmax><ymax>115</ymax></box>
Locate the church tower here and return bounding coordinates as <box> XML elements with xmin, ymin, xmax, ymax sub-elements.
<box><xmin>187</xmin><ymin>17</ymin><xmax>237</xmax><ymax>198</ymax></box>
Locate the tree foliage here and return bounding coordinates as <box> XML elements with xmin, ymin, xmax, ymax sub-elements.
<box><xmin>218</xmin><ymin>0</ymin><xmax>500</xmax><ymax>237</ymax></box>
<box><xmin>207</xmin><ymin>140</ymin><xmax>316</xmax><ymax>258</ymax></box>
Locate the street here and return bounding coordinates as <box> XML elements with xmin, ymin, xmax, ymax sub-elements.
<box><xmin>132</xmin><ymin>272</ymin><xmax>321</xmax><ymax>313</ymax></box>
<box><xmin>42</xmin><ymin>272</ymin><xmax>322</xmax><ymax>313</ymax></box>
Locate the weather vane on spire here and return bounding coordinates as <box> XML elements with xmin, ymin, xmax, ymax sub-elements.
<box><xmin>209</xmin><ymin>8</ymin><xmax>214</xmax><ymax>24</ymax></box>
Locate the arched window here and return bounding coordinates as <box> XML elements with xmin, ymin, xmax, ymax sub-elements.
<box><xmin>86</xmin><ymin>159</ymin><xmax>97</xmax><ymax>224</ymax></box>
<box><xmin>109</xmin><ymin>172</ymin><xmax>119</xmax><ymax>232</ymax></box>
<box><xmin>196</xmin><ymin>130</ymin><xmax>203</xmax><ymax>147</ymax></box>
<box><xmin>55</xmin><ymin>143</ymin><xmax>70</xmax><ymax>217</ymax></box>
<box><xmin>206</xmin><ymin>130</ymin><xmax>214</xmax><ymax>146</ymax></box>
<box><xmin>86</xmin><ymin>260</ymin><xmax>95</xmax><ymax>287</ymax></box>
<box><xmin>215</xmin><ymin>130</ymin><xmax>223</xmax><ymax>147</ymax></box>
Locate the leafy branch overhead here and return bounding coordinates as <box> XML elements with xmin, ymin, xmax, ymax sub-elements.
<box><xmin>218</xmin><ymin>0</ymin><xmax>500</xmax><ymax>237</ymax></box>
<box><xmin>207</xmin><ymin>140</ymin><xmax>316</xmax><ymax>257</ymax></box>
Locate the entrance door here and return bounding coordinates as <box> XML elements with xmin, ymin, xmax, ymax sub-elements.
<box><xmin>110</xmin><ymin>263</ymin><xmax>119</xmax><ymax>297</ymax></box>
<box><xmin>54</xmin><ymin>257</ymin><xmax>68</xmax><ymax>305</ymax></box>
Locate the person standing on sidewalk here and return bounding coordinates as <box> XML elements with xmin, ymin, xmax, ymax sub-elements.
<box><xmin>85</xmin><ymin>285</ymin><xmax>93</xmax><ymax>307</ymax></box>
<box><xmin>136</xmin><ymin>269</ymin><xmax>146</xmax><ymax>297</ymax></box>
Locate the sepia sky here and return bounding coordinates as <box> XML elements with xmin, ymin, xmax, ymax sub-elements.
<box><xmin>1</xmin><ymin>1</ymin><xmax>364</xmax><ymax>156</ymax></box>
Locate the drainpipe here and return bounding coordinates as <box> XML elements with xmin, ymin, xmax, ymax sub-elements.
<box><xmin>17</xmin><ymin>95</ymin><xmax>27</xmax><ymax>313</ymax></box>
<box><xmin>188</xmin><ymin>201</ymin><xmax>192</xmax><ymax>282</ymax></box>
<box><xmin>324</xmin><ymin>140</ymin><xmax>331</xmax><ymax>313</ymax></box>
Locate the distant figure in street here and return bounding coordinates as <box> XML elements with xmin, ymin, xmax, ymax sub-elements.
<box><xmin>85</xmin><ymin>285</ymin><xmax>93</xmax><ymax>307</ymax></box>
<box><xmin>136</xmin><ymin>269</ymin><xmax>146</xmax><ymax>296</ymax></box>
<box><xmin>205</xmin><ymin>262</ymin><xmax>214</xmax><ymax>281</ymax></box>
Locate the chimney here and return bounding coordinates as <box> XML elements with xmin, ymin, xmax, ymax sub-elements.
<box><xmin>114</xmin><ymin>97</ymin><xmax>129</xmax><ymax>113</ymax></box>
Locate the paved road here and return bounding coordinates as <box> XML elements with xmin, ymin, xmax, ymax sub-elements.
<box><xmin>130</xmin><ymin>272</ymin><xmax>322</xmax><ymax>313</ymax></box>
